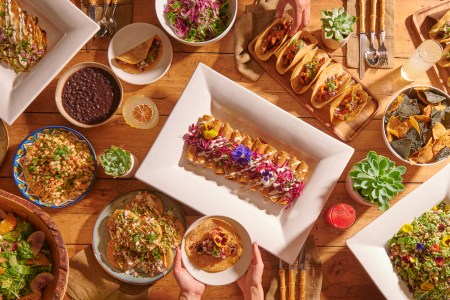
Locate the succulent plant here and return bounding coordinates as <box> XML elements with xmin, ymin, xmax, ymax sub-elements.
<box><xmin>320</xmin><ymin>7</ymin><xmax>357</xmax><ymax>42</ymax></box>
<box><xmin>99</xmin><ymin>146</ymin><xmax>132</xmax><ymax>178</ymax></box>
<box><xmin>349</xmin><ymin>151</ymin><xmax>406</xmax><ymax>211</ymax></box>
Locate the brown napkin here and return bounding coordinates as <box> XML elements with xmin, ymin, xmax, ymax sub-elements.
<box><xmin>265</xmin><ymin>236</ymin><xmax>322</xmax><ymax>300</ymax></box>
<box><xmin>234</xmin><ymin>0</ymin><xmax>278</xmax><ymax>81</ymax></box>
<box><xmin>67</xmin><ymin>246</ymin><xmax>150</xmax><ymax>300</ymax></box>
<box><xmin>346</xmin><ymin>0</ymin><xmax>395</xmax><ymax>69</ymax></box>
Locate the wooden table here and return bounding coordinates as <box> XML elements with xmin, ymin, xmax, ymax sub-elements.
<box><xmin>0</xmin><ymin>0</ymin><xmax>447</xmax><ymax>299</ymax></box>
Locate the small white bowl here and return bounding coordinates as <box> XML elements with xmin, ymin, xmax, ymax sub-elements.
<box><xmin>155</xmin><ymin>0</ymin><xmax>238</xmax><ymax>46</ymax></box>
<box><xmin>382</xmin><ymin>85</ymin><xmax>450</xmax><ymax>166</ymax></box>
<box><xmin>55</xmin><ymin>62</ymin><xmax>123</xmax><ymax>128</ymax></box>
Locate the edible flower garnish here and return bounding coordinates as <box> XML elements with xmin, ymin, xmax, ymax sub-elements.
<box><xmin>203</xmin><ymin>129</ymin><xmax>218</xmax><ymax>139</ymax></box>
<box><xmin>231</xmin><ymin>145</ymin><xmax>253</xmax><ymax>165</ymax></box>
<box><xmin>435</xmin><ymin>256</ymin><xmax>445</xmax><ymax>266</ymax></box>
<box><xmin>420</xmin><ymin>283</ymin><xmax>434</xmax><ymax>291</ymax></box>
<box><xmin>211</xmin><ymin>228</ymin><xmax>228</xmax><ymax>247</ymax></box>
<box><xmin>430</xmin><ymin>243</ymin><xmax>440</xmax><ymax>252</ymax></box>
<box><xmin>401</xmin><ymin>223</ymin><xmax>413</xmax><ymax>233</ymax></box>
<box><xmin>260</xmin><ymin>169</ymin><xmax>277</xmax><ymax>186</ymax></box>
<box><xmin>442</xmin><ymin>236</ymin><xmax>450</xmax><ymax>246</ymax></box>
<box><xmin>438</xmin><ymin>224</ymin><xmax>445</xmax><ymax>232</ymax></box>
<box><xmin>416</xmin><ymin>243</ymin><xmax>424</xmax><ymax>251</ymax></box>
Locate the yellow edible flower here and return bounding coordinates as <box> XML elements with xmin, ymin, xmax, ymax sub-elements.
<box><xmin>432</xmin><ymin>205</ymin><xmax>438</xmax><ymax>211</ymax></box>
<box><xmin>442</xmin><ymin>235</ymin><xmax>450</xmax><ymax>247</ymax></box>
<box><xmin>203</xmin><ymin>129</ymin><xmax>218</xmax><ymax>139</ymax></box>
<box><xmin>401</xmin><ymin>224</ymin><xmax>413</xmax><ymax>233</ymax></box>
<box><xmin>420</xmin><ymin>282</ymin><xmax>434</xmax><ymax>291</ymax></box>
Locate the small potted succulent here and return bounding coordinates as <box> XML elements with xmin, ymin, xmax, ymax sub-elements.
<box><xmin>320</xmin><ymin>7</ymin><xmax>357</xmax><ymax>50</ymax></box>
<box><xmin>346</xmin><ymin>151</ymin><xmax>406</xmax><ymax>211</ymax></box>
<box><xmin>99</xmin><ymin>146</ymin><xmax>139</xmax><ymax>178</ymax></box>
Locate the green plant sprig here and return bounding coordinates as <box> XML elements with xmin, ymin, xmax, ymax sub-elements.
<box><xmin>349</xmin><ymin>151</ymin><xmax>406</xmax><ymax>211</ymax></box>
<box><xmin>320</xmin><ymin>7</ymin><xmax>357</xmax><ymax>42</ymax></box>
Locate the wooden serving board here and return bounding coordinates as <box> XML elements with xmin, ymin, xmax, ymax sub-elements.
<box><xmin>248</xmin><ymin>37</ymin><xmax>380</xmax><ymax>142</ymax></box>
<box><xmin>411</xmin><ymin>1</ymin><xmax>450</xmax><ymax>94</ymax></box>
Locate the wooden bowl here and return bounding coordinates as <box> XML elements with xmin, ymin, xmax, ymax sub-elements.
<box><xmin>0</xmin><ymin>189</ymin><xmax>68</xmax><ymax>299</ymax></box>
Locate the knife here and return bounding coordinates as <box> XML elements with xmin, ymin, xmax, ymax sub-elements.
<box><xmin>298</xmin><ymin>244</ymin><xmax>307</xmax><ymax>300</ymax></box>
<box><xmin>279</xmin><ymin>259</ymin><xmax>286</xmax><ymax>300</ymax></box>
<box><xmin>359</xmin><ymin>0</ymin><xmax>367</xmax><ymax>80</ymax></box>
<box><xmin>86</xmin><ymin>0</ymin><xmax>96</xmax><ymax>52</ymax></box>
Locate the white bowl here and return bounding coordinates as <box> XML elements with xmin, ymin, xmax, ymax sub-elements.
<box><xmin>155</xmin><ymin>0</ymin><xmax>238</xmax><ymax>46</ymax></box>
<box><xmin>382</xmin><ymin>85</ymin><xmax>450</xmax><ymax>166</ymax></box>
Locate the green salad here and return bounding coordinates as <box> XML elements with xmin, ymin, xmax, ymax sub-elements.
<box><xmin>0</xmin><ymin>209</ymin><xmax>54</xmax><ymax>299</ymax></box>
<box><xmin>387</xmin><ymin>201</ymin><xmax>450</xmax><ymax>299</ymax></box>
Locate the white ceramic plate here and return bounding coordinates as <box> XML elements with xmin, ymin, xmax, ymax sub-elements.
<box><xmin>135</xmin><ymin>63</ymin><xmax>354</xmax><ymax>265</ymax></box>
<box><xmin>347</xmin><ymin>163</ymin><xmax>450</xmax><ymax>300</ymax></box>
<box><xmin>92</xmin><ymin>189</ymin><xmax>187</xmax><ymax>284</ymax></box>
<box><xmin>0</xmin><ymin>0</ymin><xmax>99</xmax><ymax>125</ymax></box>
<box><xmin>108</xmin><ymin>23</ymin><xmax>173</xmax><ymax>85</ymax></box>
<box><xmin>181</xmin><ymin>216</ymin><xmax>252</xmax><ymax>285</ymax></box>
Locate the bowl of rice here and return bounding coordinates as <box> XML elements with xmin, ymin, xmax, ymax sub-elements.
<box><xmin>155</xmin><ymin>0</ymin><xmax>237</xmax><ymax>46</ymax></box>
<box><xmin>13</xmin><ymin>126</ymin><xmax>97</xmax><ymax>208</ymax></box>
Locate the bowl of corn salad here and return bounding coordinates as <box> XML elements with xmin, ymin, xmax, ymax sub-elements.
<box><xmin>13</xmin><ymin>126</ymin><xmax>97</xmax><ymax>208</ymax></box>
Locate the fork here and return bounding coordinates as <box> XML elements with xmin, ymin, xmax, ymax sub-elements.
<box><xmin>95</xmin><ymin>0</ymin><xmax>111</xmax><ymax>38</ymax></box>
<box><xmin>378</xmin><ymin>0</ymin><xmax>388</xmax><ymax>66</ymax></box>
<box><xmin>106</xmin><ymin>0</ymin><xmax>119</xmax><ymax>38</ymax></box>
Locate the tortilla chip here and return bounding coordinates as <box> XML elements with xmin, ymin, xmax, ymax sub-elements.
<box><xmin>115</xmin><ymin>38</ymin><xmax>153</xmax><ymax>65</ymax></box>
<box><xmin>435</xmin><ymin>146</ymin><xmax>450</xmax><ymax>161</ymax></box>
<box><xmin>432</xmin><ymin>122</ymin><xmax>447</xmax><ymax>140</ymax></box>
<box><xmin>398</xmin><ymin>95</ymin><xmax>420</xmax><ymax>120</ymax></box>
<box><xmin>417</xmin><ymin>90</ymin><xmax>446</xmax><ymax>105</ymax></box>
<box><xmin>413</xmin><ymin>115</ymin><xmax>431</xmax><ymax>123</ymax></box>
<box><xmin>432</xmin><ymin>134</ymin><xmax>450</xmax><ymax>155</ymax></box>
<box><xmin>386</xmin><ymin>96</ymin><xmax>403</xmax><ymax>115</ymax></box>
<box><xmin>391</xmin><ymin>139</ymin><xmax>412</xmax><ymax>160</ymax></box>
<box><xmin>404</xmin><ymin>128</ymin><xmax>422</xmax><ymax>154</ymax></box>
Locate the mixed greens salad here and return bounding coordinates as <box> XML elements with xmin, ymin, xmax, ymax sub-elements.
<box><xmin>387</xmin><ymin>201</ymin><xmax>450</xmax><ymax>299</ymax></box>
<box><xmin>164</xmin><ymin>0</ymin><xmax>231</xmax><ymax>42</ymax></box>
<box><xmin>0</xmin><ymin>209</ymin><xmax>54</xmax><ymax>299</ymax></box>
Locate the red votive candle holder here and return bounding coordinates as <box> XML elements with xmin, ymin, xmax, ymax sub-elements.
<box><xmin>325</xmin><ymin>203</ymin><xmax>356</xmax><ymax>229</ymax></box>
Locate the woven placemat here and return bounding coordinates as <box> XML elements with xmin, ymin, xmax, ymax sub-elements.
<box><xmin>346</xmin><ymin>0</ymin><xmax>395</xmax><ymax>69</ymax></box>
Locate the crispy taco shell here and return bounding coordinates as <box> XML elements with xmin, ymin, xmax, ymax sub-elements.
<box><xmin>115</xmin><ymin>35</ymin><xmax>163</xmax><ymax>74</ymax></box>
<box><xmin>311</xmin><ymin>63</ymin><xmax>351</xmax><ymax>109</ymax></box>
<box><xmin>255</xmin><ymin>16</ymin><xmax>293</xmax><ymax>61</ymax></box>
<box><xmin>290</xmin><ymin>48</ymin><xmax>331</xmax><ymax>94</ymax></box>
<box><xmin>430</xmin><ymin>10</ymin><xmax>450</xmax><ymax>43</ymax></box>
<box><xmin>184</xmin><ymin>218</ymin><xmax>242</xmax><ymax>273</ymax></box>
<box><xmin>275</xmin><ymin>30</ymin><xmax>318</xmax><ymax>74</ymax></box>
<box><xmin>329</xmin><ymin>84</ymin><xmax>369</xmax><ymax>122</ymax></box>
<box><xmin>438</xmin><ymin>44</ymin><xmax>450</xmax><ymax>67</ymax></box>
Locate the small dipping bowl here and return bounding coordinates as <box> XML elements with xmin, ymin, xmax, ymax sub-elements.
<box><xmin>56</xmin><ymin>62</ymin><xmax>123</xmax><ymax>128</ymax></box>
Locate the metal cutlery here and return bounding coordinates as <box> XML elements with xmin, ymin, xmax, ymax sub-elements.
<box><xmin>95</xmin><ymin>0</ymin><xmax>111</xmax><ymax>38</ymax></box>
<box><xmin>378</xmin><ymin>0</ymin><xmax>388</xmax><ymax>66</ymax></box>
<box><xmin>86</xmin><ymin>0</ymin><xmax>97</xmax><ymax>51</ymax></box>
<box><xmin>279</xmin><ymin>259</ymin><xmax>286</xmax><ymax>300</ymax></box>
<box><xmin>106</xmin><ymin>0</ymin><xmax>119</xmax><ymax>38</ymax></box>
<box><xmin>298</xmin><ymin>244</ymin><xmax>307</xmax><ymax>300</ymax></box>
<box><xmin>364</xmin><ymin>0</ymin><xmax>379</xmax><ymax>66</ymax></box>
<box><xmin>359</xmin><ymin>0</ymin><xmax>367</xmax><ymax>80</ymax></box>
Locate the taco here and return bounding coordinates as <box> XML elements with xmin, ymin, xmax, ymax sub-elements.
<box><xmin>430</xmin><ymin>10</ymin><xmax>450</xmax><ymax>43</ymax></box>
<box><xmin>275</xmin><ymin>30</ymin><xmax>318</xmax><ymax>74</ymax></box>
<box><xmin>184</xmin><ymin>218</ymin><xmax>242</xmax><ymax>273</ymax></box>
<box><xmin>310</xmin><ymin>63</ymin><xmax>352</xmax><ymax>109</ymax></box>
<box><xmin>438</xmin><ymin>44</ymin><xmax>450</xmax><ymax>67</ymax></box>
<box><xmin>290</xmin><ymin>48</ymin><xmax>331</xmax><ymax>94</ymax></box>
<box><xmin>330</xmin><ymin>84</ymin><xmax>369</xmax><ymax>122</ymax></box>
<box><xmin>254</xmin><ymin>16</ymin><xmax>293</xmax><ymax>61</ymax></box>
<box><xmin>115</xmin><ymin>35</ymin><xmax>163</xmax><ymax>74</ymax></box>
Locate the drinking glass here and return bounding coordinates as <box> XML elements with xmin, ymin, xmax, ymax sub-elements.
<box><xmin>401</xmin><ymin>39</ymin><xmax>443</xmax><ymax>81</ymax></box>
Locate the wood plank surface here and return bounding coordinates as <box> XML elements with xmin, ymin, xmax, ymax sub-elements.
<box><xmin>0</xmin><ymin>0</ymin><xmax>447</xmax><ymax>299</ymax></box>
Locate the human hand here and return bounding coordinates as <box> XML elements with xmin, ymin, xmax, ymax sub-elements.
<box><xmin>276</xmin><ymin>0</ymin><xmax>311</xmax><ymax>35</ymax></box>
<box><xmin>173</xmin><ymin>247</ymin><xmax>206</xmax><ymax>300</ymax></box>
<box><xmin>237</xmin><ymin>242</ymin><xmax>264</xmax><ymax>300</ymax></box>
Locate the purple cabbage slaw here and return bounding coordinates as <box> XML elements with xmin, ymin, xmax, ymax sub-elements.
<box><xmin>164</xmin><ymin>0</ymin><xmax>231</xmax><ymax>42</ymax></box>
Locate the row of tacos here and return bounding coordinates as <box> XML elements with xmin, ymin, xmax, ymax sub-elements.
<box><xmin>254</xmin><ymin>16</ymin><xmax>370</xmax><ymax>122</ymax></box>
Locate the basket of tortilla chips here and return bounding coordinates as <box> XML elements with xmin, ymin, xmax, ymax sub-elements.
<box><xmin>382</xmin><ymin>86</ymin><xmax>450</xmax><ymax>165</ymax></box>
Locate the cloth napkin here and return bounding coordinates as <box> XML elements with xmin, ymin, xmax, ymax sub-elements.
<box><xmin>66</xmin><ymin>246</ymin><xmax>150</xmax><ymax>300</ymax></box>
<box><xmin>265</xmin><ymin>236</ymin><xmax>323</xmax><ymax>300</ymax></box>
<box><xmin>234</xmin><ymin>0</ymin><xmax>279</xmax><ymax>81</ymax></box>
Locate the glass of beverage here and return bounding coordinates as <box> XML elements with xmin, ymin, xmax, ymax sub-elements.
<box><xmin>401</xmin><ymin>39</ymin><xmax>443</xmax><ymax>81</ymax></box>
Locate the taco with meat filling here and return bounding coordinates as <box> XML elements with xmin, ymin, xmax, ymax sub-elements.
<box><xmin>255</xmin><ymin>16</ymin><xmax>293</xmax><ymax>61</ymax></box>
<box><xmin>311</xmin><ymin>63</ymin><xmax>352</xmax><ymax>109</ymax></box>
<box><xmin>115</xmin><ymin>35</ymin><xmax>163</xmax><ymax>74</ymax></box>
<box><xmin>430</xmin><ymin>10</ymin><xmax>450</xmax><ymax>43</ymax></box>
<box><xmin>290</xmin><ymin>48</ymin><xmax>331</xmax><ymax>94</ymax></box>
<box><xmin>329</xmin><ymin>84</ymin><xmax>369</xmax><ymax>122</ymax></box>
<box><xmin>275</xmin><ymin>30</ymin><xmax>318</xmax><ymax>74</ymax></box>
<box><xmin>184</xmin><ymin>218</ymin><xmax>242</xmax><ymax>273</ymax></box>
<box><xmin>438</xmin><ymin>44</ymin><xmax>450</xmax><ymax>67</ymax></box>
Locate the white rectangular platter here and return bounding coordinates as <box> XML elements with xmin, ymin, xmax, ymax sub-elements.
<box><xmin>136</xmin><ymin>63</ymin><xmax>354</xmax><ymax>264</ymax></box>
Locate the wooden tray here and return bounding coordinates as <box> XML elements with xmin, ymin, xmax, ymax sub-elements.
<box><xmin>248</xmin><ymin>36</ymin><xmax>380</xmax><ymax>142</ymax></box>
<box><xmin>411</xmin><ymin>1</ymin><xmax>450</xmax><ymax>94</ymax></box>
